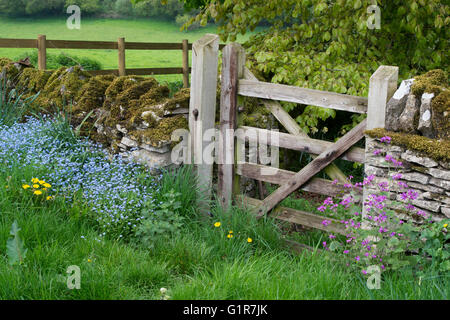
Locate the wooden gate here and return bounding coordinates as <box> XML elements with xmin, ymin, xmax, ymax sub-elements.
<box><xmin>188</xmin><ymin>35</ymin><xmax>398</xmax><ymax>237</ymax></box>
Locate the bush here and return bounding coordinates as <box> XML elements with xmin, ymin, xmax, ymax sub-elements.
<box><xmin>14</xmin><ymin>51</ymin><xmax>102</xmax><ymax>71</ymax></box>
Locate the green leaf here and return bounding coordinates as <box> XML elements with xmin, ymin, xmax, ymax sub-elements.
<box><xmin>6</xmin><ymin>220</ymin><xmax>28</xmax><ymax>266</ymax></box>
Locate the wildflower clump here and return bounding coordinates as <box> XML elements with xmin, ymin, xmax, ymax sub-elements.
<box><xmin>318</xmin><ymin>136</ymin><xmax>450</xmax><ymax>275</ymax></box>
<box><xmin>22</xmin><ymin>177</ymin><xmax>53</xmax><ymax>202</ymax></box>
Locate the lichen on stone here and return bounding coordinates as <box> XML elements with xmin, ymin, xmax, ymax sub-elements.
<box><xmin>366</xmin><ymin>128</ymin><xmax>450</xmax><ymax>162</ymax></box>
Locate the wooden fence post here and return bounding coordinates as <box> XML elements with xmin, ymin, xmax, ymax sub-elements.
<box><xmin>118</xmin><ymin>37</ymin><xmax>126</xmax><ymax>76</ymax></box>
<box><xmin>366</xmin><ymin>65</ymin><xmax>399</xmax><ymax>130</ymax></box>
<box><xmin>188</xmin><ymin>34</ymin><xmax>220</xmax><ymax>214</ymax></box>
<box><xmin>182</xmin><ymin>39</ymin><xmax>189</xmax><ymax>88</ymax></box>
<box><xmin>218</xmin><ymin>43</ymin><xmax>246</xmax><ymax>210</ymax></box>
<box><xmin>37</xmin><ymin>35</ymin><xmax>46</xmax><ymax>70</ymax></box>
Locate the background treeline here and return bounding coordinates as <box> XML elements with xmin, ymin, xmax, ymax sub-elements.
<box><xmin>0</xmin><ymin>0</ymin><xmax>199</xmax><ymax>27</ymax></box>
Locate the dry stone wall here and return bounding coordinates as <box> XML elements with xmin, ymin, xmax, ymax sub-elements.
<box><xmin>365</xmin><ymin>69</ymin><xmax>449</xmax><ymax>223</ymax></box>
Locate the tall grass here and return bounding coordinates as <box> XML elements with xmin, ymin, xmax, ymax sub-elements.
<box><xmin>0</xmin><ymin>72</ymin><xmax>38</xmax><ymax>126</ymax></box>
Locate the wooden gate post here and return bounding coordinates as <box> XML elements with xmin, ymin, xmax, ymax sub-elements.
<box><xmin>366</xmin><ymin>66</ymin><xmax>399</xmax><ymax>130</ymax></box>
<box><xmin>188</xmin><ymin>34</ymin><xmax>220</xmax><ymax>213</ymax></box>
<box><xmin>37</xmin><ymin>35</ymin><xmax>46</xmax><ymax>70</ymax></box>
<box><xmin>218</xmin><ymin>43</ymin><xmax>246</xmax><ymax>210</ymax></box>
<box><xmin>182</xmin><ymin>39</ymin><xmax>189</xmax><ymax>88</ymax></box>
<box><xmin>363</xmin><ymin>65</ymin><xmax>398</xmax><ymax>216</ymax></box>
<box><xmin>118</xmin><ymin>37</ymin><xmax>126</xmax><ymax>76</ymax></box>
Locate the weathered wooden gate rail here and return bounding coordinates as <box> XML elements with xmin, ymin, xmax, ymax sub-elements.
<box><xmin>0</xmin><ymin>36</ymin><xmax>225</xmax><ymax>88</ymax></box>
<box><xmin>188</xmin><ymin>34</ymin><xmax>399</xmax><ymax>236</ymax></box>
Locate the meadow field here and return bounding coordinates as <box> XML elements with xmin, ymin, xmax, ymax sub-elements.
<box><xmin>0</xmin><ymin>17</ymin><xmax>258</xmax><ymax>82</ymax></box>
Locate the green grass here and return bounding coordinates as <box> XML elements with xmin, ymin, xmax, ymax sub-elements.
<box><xmin>0</xmin><ymin>161</ymin><xmax>448</xmax><ymax>299</ymax></box>
<box><xmin>0</xmin><ymin>17</ymin><xmax>260</xmax><ymax>83</ymax></box>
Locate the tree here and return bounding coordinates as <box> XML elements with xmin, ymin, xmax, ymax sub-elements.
<box><xmin>175</xmin><ymin>0</ymin><xmax>449</xmax><ymax>134</ymax></box>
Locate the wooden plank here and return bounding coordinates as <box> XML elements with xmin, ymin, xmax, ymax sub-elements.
<box><xmin>243</xmin><ymin>68</ymin><xmax>305</xmax><ymax>136</ymax></box>
<box><xmin>238</xmin><ymin>79</ymin><xmax>368</xmax><ymax>114</ymax></box>
<box><xmin>182</xmin><ymin>39</ymin><xmax>189</xmax><ymax>88</ymax></box>
<box><xmin>188</xmin><ymin>34</ymin><xmax>220</xmax><ymax>214</ymax></box>
<box><xmin>86</xmin><ymin>68</ymin><xmax>185</xmax><ymax>76</ymax></box>
<box><xmin>0</xmin><ymin>38</ymin><xmax>37</xmax><ymax>48</ymax></box>
<box><xmin>118</xmin><ymin>37</ymin><xmax>126</xmax><ymax>76</ymax></box>
<box><xmin>366</xmin><ymin>65</ymin><xmax>399</xmax><ymax>130</ymax></box>
<box><xmin>240</xmin><ymin>196</ymin><xmax>346</xmax><ymax>235</ymax></box>
<box><xmin>37</xmin><ymin>35</ymin><xmax>46</xmax><ymax>71</ymax></box>
<box><xmin>236</xmin><ymin>126</ymin><xmax>365</xmax><ymax>163</ymax></box>
<box><xmin>46</xmin><ymin>39</ymin><xmax>117</xmax><ymax>49</ymax></box>
<box><xmin>236</xmin><ymin>162</ymin><xmax>361</xmax><ymax>196</ymax></box>
<box><xmin>243</xmin><ymin>68</ymin><xmax>348</xmax><ymax>183</ymax></box>
<box><xmin>258</xmin><ymin>119</ymin><xmax>367</xmax><ymax>216</ymax></box>
<box><xmin>218</xmin><ymin>42</ymin><xmax>245</xmax><ymax>210</ymax></box>
<box><xmin>125</xmin><ymin>42</ymin><xmax>182</xmax><ymax>50</ymax></box>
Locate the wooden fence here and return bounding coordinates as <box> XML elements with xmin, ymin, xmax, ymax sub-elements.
<box><xmin>188</xmin><ymin>34</ymin><xmax>399</xmax><ymax>242</ymax></box>
<box><xmin>0</xmin><ymin>35</ymin><xmax>225</xmax><ymax>88</ymax></box>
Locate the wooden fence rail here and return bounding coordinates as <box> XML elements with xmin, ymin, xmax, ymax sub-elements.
<box><xmin>0</xmin><ymin>36</ymin><xmax>226</xmax><ymax>88</ymax></box>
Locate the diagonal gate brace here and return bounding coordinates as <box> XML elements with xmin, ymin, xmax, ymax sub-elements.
<box><xmin>256</xmin><ymin>118</ymin><xmax>367</xmax><ymax>218</ymax></box>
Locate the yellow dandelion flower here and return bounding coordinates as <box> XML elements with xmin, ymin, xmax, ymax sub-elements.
<box><xmin>227</xmin><ymin>234</ymin><xmax>233</xmax><ymax>239</ymax></box>
<box><xmin>444</xmin><ymin>224</ymin><xmax>448</xmax><ymax>228</ymax></box>
<box><xmin>22</xmin><ymin>184</ymin><xmax>31</xmax><ymax>189</ymax></box>
<box><xmin>46</xmin><ymin>196</ymin><xmax>53</xmax><ymax>201</ymax></box>
<box><xmin>39</xmin><ymin>180</ymin><xmax>45</xmax><ymax>185</ymax></box>
<box><xmin>214</xmin><ymin>222</ymin><xmax>221</xmax><ymax>227</ymax></box>
<box><xmin>34</xmin><ymin>190</ymin><xmax>43</xmax><ymax>195</ymax></box>
<box><xmin>228</xmin><ymin>230</ymin><xmax>233</xmax><ymax>234</ymax></box>
<box><xmin>43</xmin><ymin>183</ymin><xmax>51</xmax><ymax>188</ymax></box>
<box><xmin>247</xmin><ymin>238</ymin><xmax>253</xmax><ymax>243</ymax></box>
<box><xmin>31</xmin><ymin>178</ymin><xmax>39</xmax><ymax>184</ymax></box>
<box><xmin>32</xmin><ymin>184</ymin><xmax>40</xmax><ymax>189</ymax></box>
<box><xmin>87</xmin><ymin>259</ymin><xmax>92</xmax><ymax>263</ymax></box>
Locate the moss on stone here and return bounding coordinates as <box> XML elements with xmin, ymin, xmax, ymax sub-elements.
<box><xmin>410</xmin><ymin>69</ymin><xmax>449</xmax><ymax>139</ymax></box>
<box><xmin>411</xmin><ymin>69</ymin><xmax>448</xmax><ymax>97</ymax></box>
<box><xmin>73</xmin><ymin>75</ymin><xmax>115</xmax><ymax>113</ymax></box>
<box><xmin>430</xmin><ymin>90</ymin><xmax>450</xmax><ymax>140</ymax></box>
<box><xmin>129</xmin><ymin>115</ymin><xmax>188</xmax><ymax>147</ymax></box>
<box><xmin>103</xmin><ymin>75</ymin><xmax>146</xmax><ymax>109</ymax></box>
<box><xmin>366</xmin><ymin>128</ymin><xmax>450</xmax><ymax>162</ymax></box>
<box><xmin>37</xmin><ymin>66</ymin><xmax>92</xmax><ymax>109</ymax></box>
<box><xmin>16</xmin><ymin>68</ymin><xmax>51</xmax><ymax>96</ymax></box>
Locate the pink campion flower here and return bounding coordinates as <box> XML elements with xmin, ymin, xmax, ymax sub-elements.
<box><xmin>362</xmin><ymin>270</ymin><xmax>367</xmax><ymax>275</ymax></box>
<box><xmin>398</xmin><ymin>233</ymin><xmax>404</xmax><ymax>237</ymax></box>
<box><xmin>372</xmin><ymin>255</ymin><xmax>377</xmax><ymax>259</ymax></box>
<box><xmin>373</xmin><ymin>149</ymin><xmax>382</xmax><ymax>155</ymax></box>
<box><xmin>389</xmin><ymin>232</ymin><xmax>396</xmax><ymax>237</ymax></box>
<box><xmin>381</xmin><ymin>265</ymin><xmax>385</xmax><ymax>270</ymax></box>
<box><xmin>393</xmin><ymin>160</ymin><xmax>403</xmax><ymax>167</ymax></box>
<box><xmin>323</xmin><ymin>197</ymin><xmax>334</xmax><ymax>205</ymax></box>
<box><xmin>380</xmin><ymin>136</ymin><xmax>391</xmax><ymax>144</ymax></box>
<box><xmin>343</xmin><ymin>250</ymin><xmax>349</xmax><ymax>254</ymax></box>
<box><xmin>321</xmin><ymin>220</ymin><xmax>331</xmax><ymax>226</ymax></box>
<box><xmin>344</xmin><ymin>183</ymin><xmax>352</xmax><ymax>188</ymax></box>
<box><xmin>385</xmin><ymin>154</ymin><xmax>394</xmax><ymax>162</ymax></box>
<box><xmin>397</xmin><ymin>181</ymin><xmax>408</xmax><ymax>189</ymax></box>
<box><xmin>416</xmin><ymin>210</ymin><xmax>427</xmax><ymax>218</ymax></box>
<box><xmin>322</xmin><ymin>241</ymin><xmax>327</xmax><ymax>247</ymax></box>
<box><xmin>355</xmin><ymin>256</ymin><xmax>360</xmax><ymax>261</ymax></box>
<box><xmin>331</xmin><ymin>179</ymin><xmax>338</xmax><ymax>185</ymax></box>
<box><xmin>317</xmin><ymin>205</ymin><xmax>327</xmax><ymax>212</ymax></box>
<box><xmin>399</xmin><ymin>220</ymin><xmax>404</xmax><ymax>225</ymax></box>
<box><xmin>364</xmin><ymin>252</ymin><xmax>370</xmax><ymax>257</ymax></box>
<box><xmin>329</xmin><ymin>234</ymin><xmax>336</xmax><ymax>239</ymax></box>
<box><xmin>392</xmin><ymin>173</ymin><xmax>402</xmax><ymax>180</ymax></box>
<box><xmin>405</xmin><ymin>204</ymin><xmax>415</xmax><ymax>211</ymax></box>
<box><xmin>407</xmin><ymin>189</ymin><xmax>419</xmax><ymax>200</ymax></box>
